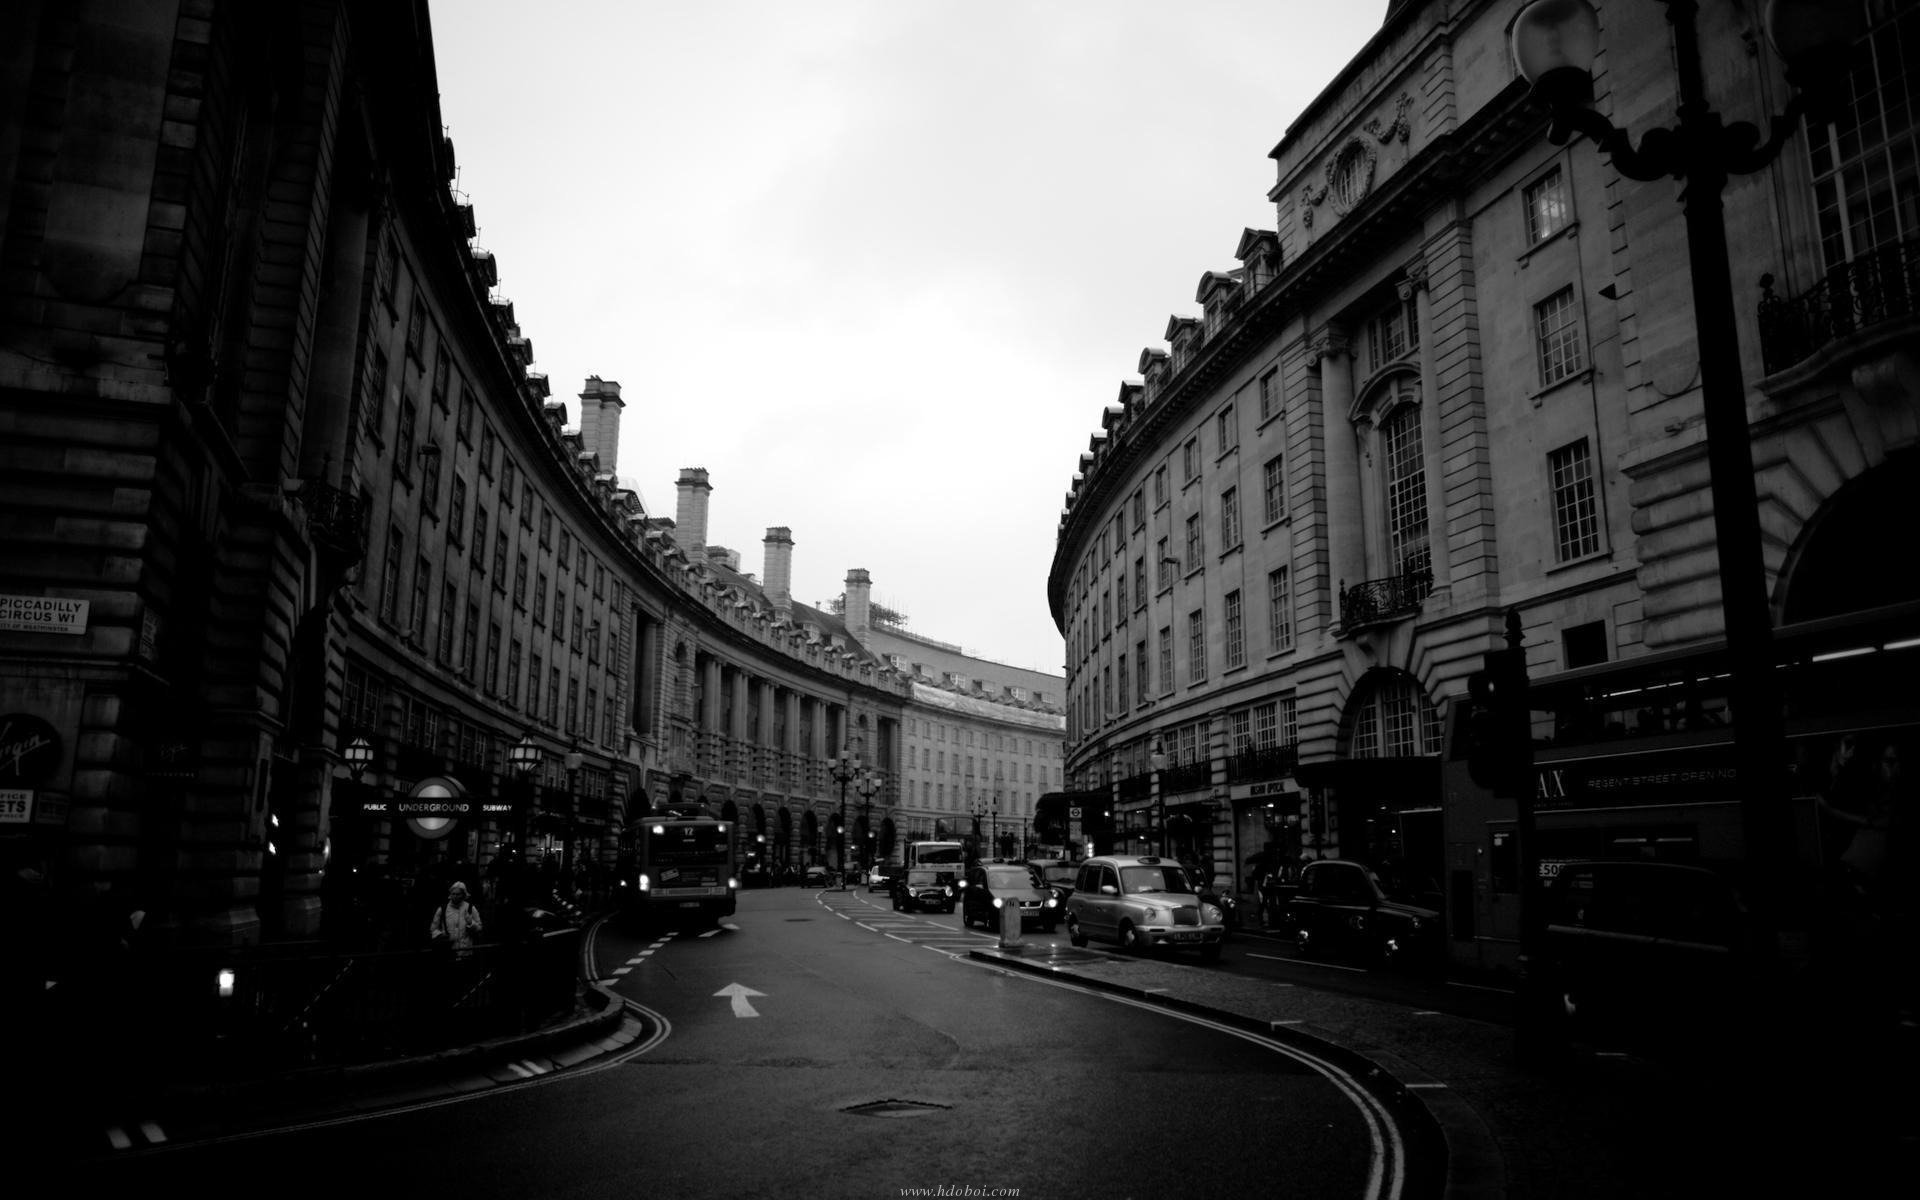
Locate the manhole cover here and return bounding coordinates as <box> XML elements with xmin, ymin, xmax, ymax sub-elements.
<box><xmin>785</xmin><ymin>918</ymin><xmax>812</xmax><ymax>922</ymax></box>
<box><xmin>843</xmin><ymin>1099</ymin><xmax>950</xmax><ymax>1119</ymax></box>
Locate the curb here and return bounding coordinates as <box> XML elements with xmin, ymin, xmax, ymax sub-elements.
<box><xmin>969</xmin><ymin>948</ymin><xmax>1468</xmax><ymax>1200</ymax></box>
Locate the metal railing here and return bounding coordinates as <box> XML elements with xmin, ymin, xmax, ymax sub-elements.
<box><xmin>1225</xmin><ymin>741</ymin><xmax>1300</xmax><ymax>784</ymax></box>
<box><xmin>1758</xmin><ymin>237</ymin><xmax>1920</xmax><ymax>376</ymax></box>
<box><xmin>299</xmin><ymin>480</ymin><xmax>368</xmax><ymax>565</ymax></box>
<box><xmin>1159</xmin><ymin>759</ymin><xmax>1211</xmax><ymax>792</ymax></box>
<box><xmin>1339</xmin><ymin>566</ymin><xmax>1434</xmax><ymax>631</ymax></box>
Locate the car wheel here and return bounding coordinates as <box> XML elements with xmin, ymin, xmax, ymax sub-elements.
<box><xmin>891</xmin><ymin>894</ymin><xmax>901</xmax><ymax>911</ymax></box>
<box><xmin>1120</xmin><ymin>921</ymin><xmax>1149</xmax><ymax>955</ymax></box>
<box><xmin>1067</xmin><ymin>917</ymin><xmax>1088</xmax><ymax>947</ymax></box>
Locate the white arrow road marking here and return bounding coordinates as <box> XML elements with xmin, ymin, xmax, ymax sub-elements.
<box><xmin>714</xmin><ymin>983</ymin><xmax>766</xmax><ymax>1018</ymax></box>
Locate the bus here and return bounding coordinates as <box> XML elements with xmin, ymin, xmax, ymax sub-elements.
<box><xmin>621</xmin><ymin>803</ymin><xmax>738</xmax><ymax>931</ymax></box>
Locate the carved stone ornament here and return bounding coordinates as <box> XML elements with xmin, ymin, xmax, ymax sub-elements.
<box><xmin>1363</xmin><ymin>93</ymin><xmax>1415</xmax><ymax>145</ymax></box>
<box><xmin>1327</xmin><ymin>140</ymin><xmax>1377</xmax><ymax>217</ymax></box>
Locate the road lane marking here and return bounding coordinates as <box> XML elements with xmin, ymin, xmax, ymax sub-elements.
<box><xmin>105</xmin><ymin>1127</ymin><xmax>132</xmax><ymax>1150</ymax></box>
<box><xmin>715</xmin><ymin>983</ymin><xmax>765</xmax><ymax>1018</ymax></box>
<box><xmin>611</xmin><ymin>967</ymin><xmax>632</xmax><ymax>975</ymax></box>
<box><xmin>1406</xmin><ymin>1082</ymin><xmax>1450</xmax><ymax>1089</ymax></box>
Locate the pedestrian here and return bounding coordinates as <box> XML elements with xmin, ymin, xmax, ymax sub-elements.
<box><xmin>428</xmin><ymin>880</ymin><xmax>484</xmax><ymax>956</ymax></box>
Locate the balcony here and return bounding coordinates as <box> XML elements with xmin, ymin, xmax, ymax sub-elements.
<box><xmin>1225</xmin><ymin>741</ymin><xmax>1299</xmax><ymax>785</ymax></box>
<box><xmin>299</xmin><ymin>480</ymin><xmax>368</xmax><ymax>567</ymax></box>
<box><xmin>1159</xmin><ymin>759</ymin><xmax>1210</xmax><ymax>793</ymax></box>
<box><xmin>1339</xmin><ymin>565</ymin><xmax>1433</xmax><ymax>632</ymax></box>
<box><xmin>1759</xmin><ymin>237</ymin><xmax>1920</xmax><ymax>377</ymax></box>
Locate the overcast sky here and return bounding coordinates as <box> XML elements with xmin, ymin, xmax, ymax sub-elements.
<box><xmin>431</xmin><ymin>1</ymin><xmax>1383</xmax><ymax>676</ymax></box>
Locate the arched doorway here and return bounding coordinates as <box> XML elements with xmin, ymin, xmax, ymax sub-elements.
<box><xmin>1297</xmin><ymin>668</ymin><xmax>1444</xmax><ymax>878</ymax></box>
<box><xmin>1781</xmin><ymin>450</ymin><xmax>1920</xmax><ymax>623</ymax></box>
<box><xmin>800</xmin><ymin>810</ymin><xmax>818</xmax><ymax>865</ymax></box>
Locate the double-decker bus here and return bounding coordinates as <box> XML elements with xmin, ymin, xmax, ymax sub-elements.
<box><xmin>620</xmin><ymin>803</ymin><xmax>738</xmax><ymax>930</ymax></box>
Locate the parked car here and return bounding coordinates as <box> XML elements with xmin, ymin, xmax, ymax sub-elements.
<box><xmin>803</xmin><ymin>865</ymin><xmax>831</xmax><ymax>889</ymax></box>
<box><xmin>961</xmin><ymin>862</ymin><xmax>1062</xmax><ymax>932</ymax></box>
<box><xmin>866</xmin><ymin>865</ymin><xmax>892</xmax><ymax>893</ymax></box>
<box><xmin>1287</xmin><ymin>858</ymin><xmax>1443</xmax><ymax>971</ymax></box>
<box><xmin>1536</xmin><ymin>859</ymin><xmax>1761</xmax><ymax>1058</ymax></box>
<box><xmin>1065</xmin><ymin>855</ymin><xmax>1226</xmax><ymax>961</ymax></box>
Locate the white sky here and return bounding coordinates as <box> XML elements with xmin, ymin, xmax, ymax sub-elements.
<box><xmin>431</xmin><ymin>1</ymin><xmax>1383</xmax><ymax>675</ymax></box>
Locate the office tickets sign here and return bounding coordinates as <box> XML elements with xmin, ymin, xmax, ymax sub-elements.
<box><xmin>0</xmin><ymin>595</ymin><xmax>90</xmax><ymax>634</ymax></box>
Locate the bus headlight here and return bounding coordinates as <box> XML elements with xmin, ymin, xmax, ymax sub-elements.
<box><xmin>728</xmin><ymin>877</ymin><xmax>739</xmax><ymax>890</ymax></box>
<box><xmin>638</xmin><ymin>873</ymin><xmax>652</xmax><ymax>892</ymax></box>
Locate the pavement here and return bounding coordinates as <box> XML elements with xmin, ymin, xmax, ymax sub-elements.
<box><xmin>64</xmin><ymin>908</ymin><xmax>1915</xmax><ymax>1197</ymax></box>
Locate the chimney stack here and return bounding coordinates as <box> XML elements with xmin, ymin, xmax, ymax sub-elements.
<box><xmin>763</xmin><ymin>527</ymin><xmax>794</xmax><ymax>615</ymax></box>
<box><xmin>674</xmin><ymin>468</ymin><xmax>711</xmax><ymax>561</ymax></box>
<box><xmin>844</xmin><ymin>568</ymin><xmax>872</xmax><ymax>649</ymax></box>
<box><xmin>578</xmin><ymin>376</ymin><xmax>624</xmax><ymax>472</ymax></box>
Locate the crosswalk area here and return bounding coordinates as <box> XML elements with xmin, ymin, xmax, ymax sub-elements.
<box><xmin>820</xmin><ymin>893</ymin><xmax>1001</xmax><ymax>959</ymax></box>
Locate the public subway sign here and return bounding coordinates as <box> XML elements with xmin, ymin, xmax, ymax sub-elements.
<box><xmin>0</xmin><ymin>595</ymin><xmax>90</xmax><ymax>635</ymax></box>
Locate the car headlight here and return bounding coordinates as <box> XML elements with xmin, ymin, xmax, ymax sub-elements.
<box><xmin>1140</xmin><ymin>906</ymin><xmax>1161</xmax><ymax>923</ymax></box>
<box><xmin>1044</xmin><ymin>897</ymin><xmax>1058</xmax><ymax>909</ymax></box>
<box><xmin>1202</xmin><ymin>903</ymin><xmax>1223</xmax><ymax>922</ymax></box>
<box><xmin>992</xmin><ymin>897</ymin><xmax>1003</xmax><ymax>909</ymax></box>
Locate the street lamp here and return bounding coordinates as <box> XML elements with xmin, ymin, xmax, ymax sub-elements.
<box><xmin>343</xmin><ymin>736</ymin><xmax>374</xmax><ymax>782</ymax></box>
<box><xmin>508</xmin><ymin>734</ymin><xmax>542</xmax><ymax>867</ymax></box>
<box><xmin>1508</xmin><ymin>0</ymin><xmax>1860</xmax><ymax>1000</ymax></box>
<box><xmin>1149</xmin><ymin>736</ymin><xmax>1169</xmax><ymax>858</ymax></box>
<box><xmin>853</xmin><ymin>768</ymin><xmax>881</xmax><ymax>875</ymax></box>
<box><xmin>828</xmin><ymin>745</ymin><xmax>862</xmax><ymax>880</ymax></box>
<box><xmin>562</xmin><ymin>745</ymin><xmax>584</xmax><ymax>884</ymax></box>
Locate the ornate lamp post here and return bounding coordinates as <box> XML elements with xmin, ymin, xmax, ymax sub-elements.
<box><xmin>508</xmin><ymin>734</ymin><xmax>542</xmax><ymax>865</ymax></box>
<box><xmin>343</xmin><ymin>735</ymin><xmax>374</xmax><ymax>783</ymax></box>
<box><xmin>1149</xmin><ymin>736</ymin><xmax>1169</xmax><ymax>858</ymax></box>
<box><xmin>562</xmin><ymin>745</ymin><xmax>584</xmax><ymax>884</ymax></box>
<box><xmin>828</xmin><ymin>745</ymin><xmax>862</xmax><ymax>879</ymax></box>
<box><xmin>1508</xmin><ymin>0</ymin><xmax>1861</xmax><ymax>1030</ymax></box>
<box><xmin>853</xmin><ymin>767</ymin><xmax>881</xmax><ymax>875</ymax></box>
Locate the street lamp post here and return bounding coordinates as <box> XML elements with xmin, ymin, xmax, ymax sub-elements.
<box><xmin>1149</xmin><ymin>737</ymin><xmax>1169</xmax><ymax>858</ymax></box>
<box><xmin>854</xmin><ymin>768</ymin><xmax>881</xmax><ymax>876</ymax></box>
<box><xmin>562</xmin><ymin>746</ymin><xmax>584</xmax><ymax>887</ymax></box>
<box><xmin>508</xmin><ymin>734</ymin><xmax>542</xmax><ymax>865</ymax></box>
<box><xmin>1508</xmin><ymin>0</ymin><xmax>1861</xmax><ymax>992</ymax></box>
<box><xmin>828</xmin><ymin>746</ymin><xmax>862</xmax><ymax>881</ymax></box>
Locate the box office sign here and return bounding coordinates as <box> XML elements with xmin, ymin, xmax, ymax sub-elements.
<box><xmin>0</xmin><ymin>595</ymin><xmax>89</xmax><ymax>635</ymax></box>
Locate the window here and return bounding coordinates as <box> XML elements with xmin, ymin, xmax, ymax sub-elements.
<box><xmin>539</xmin><ymin>506</ymin><xmax>553</xmax><ymax>547</ymax></box>
<box><xmin>449</xmin><ymin>477</ymin><xmax>467</xmax><ymax>546</ymax></box>
<box><xmin>1349</xmin><ymin>674</ymin><xmax>1442</xmax><ymax>758</ymax></box>
<box><xmin>1534</xmin><ymin>285</ymin><xmax>1586</xmax><ymax>386</ymax></box>
<box><xmin>485</xmin><ymin>622</ymin><xmax>502</xmax><ymax>693</ymax></box>
<box><xmin>1220</xmin><ymin>486</ymin><xmax>1240</xmax><ymax>549</ymax></box>
<box><xmin>1807</xmin><ymin>2</ymin><xmax>1920</xmax><ymax>271</ymax></box>
<box><xmin>1157</xmin><ymin>627</ymin><xmax>1174</xmax><ymax>696</ymax></box>
<box><xmin>1184</xmin><ymin>514</ymin><xmax>1202</xmax><ymax>570</ymax></box>
<box><xmin>456</xmin><ymin>383</ymin><xmax>475</xmax><ymax>442</ymax></box>
<box><xmin>566</xmin><ymin>677</ymin><xmax>579</xmax><ymax>734</ymax></box>
<box><xmin>1187</xmin><ymin>610</ymin><xmax>1206</xmax><ymax>683</ymax></box>
<box><xmin>479</xmin><ymin>424</ymin><xmax>496</xmax><ymax>477</ymax></box>
<box><xmin>514</xmin><ymin>553</ymin><xmax>529</xmax><ymax>606</ymax></box>
<box><xmin>1224</xmin><ymin>590</ymin><xmax>1245</xmax><ymax>670</ymax></box>
<box><xmin>1132</xmin><ymin>556</ymin><xmax>1145</xmax><ymax>609</ymax></box>
<box><xmin>1563</xmin><ymin>620</ymin><xmax>1608</xmax><ymax>669</ymax></box>
<box><xmin>1381</xmin><ymin>401</ymin><xmax>1431</xmax><ymax>578</ymax></box>
<box><xmin>553</xmin><ymin>589</ymin><xmax>566</xmax><ymax>640</ymax></box>
<box><xmin>501</xmin><ymin>459</ymin><xmax>517</xmax><ymax>506</ymax></box>
<box><xmin>380</xmin><ymin>234</ymin><xmax>399</xmax><ymax>309</ymax></box>
<box><xmin>438</xmin><ymin>582</ymin><xmax>457</xmax><ymax>662</ymax></box>
<box><xmin>548</xmin><ymin>667</ymin><xmax>561</xmax><ymax>724</ymax></box>
<box><xmin>585</xmin><ymin>686</ymin><xmax>598</xmax><ymax>742</ymax></box>
<box><xmin>1549</xmin><ymin>438</ymin><xmax>1603</xmax><ymax>561</ymax></box>
<box><xmin>1116</xmin><ymin>655</ymin><xmax>1129</xmax><ymax>712</ymax></box>
<box><xmin>1258</xmin><ymin>368</ymin><xmax>1280</xmax><ymax>422</ymax></box>
<box><xmin>462</xmin><ymin>602</ymin><xmax>479</xmax><ymax>675</ymax></box>
<box><xmin>405</xmin><ymin>297</ymin><xmax>425</xmax><ymax>361</ymax></box>
<box><xmin>1132</xmin><ymin>488</ymin><xmax>1145</xmax><ymax>528</ymax></box>
<box><xmin>559</xmin><ymin>529</ymin><xmax>573</xmax><ymax>567</ymax></box>
<box><xmin>1267</xmin><ymin>564</ymin><xmax>1297</xmax><ymax>648</ymax></box>
<box><xmin>1101</xmin><ymin>590</ymin><xmax>1111</xmax><ymax>633</ymax></box>
<box><xmin>529</xmin><ymin>651</ymin><xmax>542</xmax><ymax>714</ymax></box>
<box><xmin>1157</xmin><ymin>537</ymin><xmax>1173</xmax><ymax>590</ymax></box>
<box><xmin>535</xmin><ymin>571</ymin><xmax>548</xmax><ymax>625</ymax></box>
<box><xmin>1217</xmin><ymin>404</ymin><xmax>1237</xmax><ymax>453</ymax></box>
<box><xmin>395</xmin><ymin>394</ymin><xmax>417</xmax><ymax>475</ymax></box>
<box><xmin>1116</xmin><ymin>570</ymin><xmax>1127</xmax><ymax>618</ymax></box>
<box><xmin>1524</xmin><ymin>166</ymin><xmax>1571</xmax><ymax>243</ymax></box>
<box><xmin>430</xmin><ymin>350</ymin><xmax>450</xmax><ymax>411</ymax></box>
<box><xmin>1263</xmin><ymin>454</ymin><xmax>1287</xmax><ymax>524</ymax></box>
<box><xmin>1366</xmin><ymin>294</ymin><xmax>1420</xmax><ymax>374</ymax></box>
<box><xmin>420</xmin><ymin>435</ymin><xmax>442</xmax><ymax>513</ymax></box>
<box><xmin>507</xmin><ymin>639</ymin><xmax>523</xmax><ymax>707</ymax></box>
<box><xmin>1154</xmin><ymin>464</ymin><xmax>1169</xmax><ymax>507</ymax></box>
<box><xmin>380</xmin><ymin>527</ymin><xmax>404</xmax><ymax>623</ymax></box>
<box><xmin>411</xmin><ymin>557</ymin><xmax>431</xmax><ymax>641</ymax></box>
<box><xmin>365</xmin><ymin>349</ymin><xmax>389</xmax><ymax>442</ymax></box>
<box><xmin>1182</xmin><ymin>437</ymin><xmax>1200</xmax><ymax>482</ymax></box>
<box><xmin>520</xmin><ymin>481</ymin><xmax>532</xmax><ymax>527</ymax></box>
<box><xmin>472</xmin><ymin>506</ymin><xmax>488</xmax><ymax>570</ymax></box>
<box><xmin>573</xmin><ymin>604</ymin><xmax>584</xmax><ymax>652</ymax></box>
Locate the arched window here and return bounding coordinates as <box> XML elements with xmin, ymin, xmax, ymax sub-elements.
<box><xmin>1344</xmin><ymin>670</ymin><xmax>1443</xmax><ymax>758</ymax></box>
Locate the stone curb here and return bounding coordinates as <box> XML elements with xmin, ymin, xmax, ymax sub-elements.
<box><xmin>969</xmin><ymin>948</ymin><xmax>1469</xmax><ymax>1200</ymax></box>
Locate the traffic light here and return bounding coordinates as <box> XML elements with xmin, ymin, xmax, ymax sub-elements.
<box><xmin>1465</xmin><ymin>646</ymin><xmax>1532</xmax><ymax>798</ymax></box>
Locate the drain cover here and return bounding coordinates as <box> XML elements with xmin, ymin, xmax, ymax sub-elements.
<box><xmin>784</xmin><ymin>918</ymin><xmax>812</xmax><ymax>922</ymax></box>
<box><xmin>843</xmin><ymin>1099</ymin><xmax>950</xmax><ymax>1119</ymax></box>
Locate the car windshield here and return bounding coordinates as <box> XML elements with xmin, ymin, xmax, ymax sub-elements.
<box><xmin>985</xmin><ymin>866</ymin><xmax>1035</xmax><ymax>891</ymax></box>
<box><xmin>1120</xmin><ymin>865</ymin><xmax>1195</xmax><ymax>894</ymax></box>
<box><xmin>907</xmin><ymin>869</ymin><xmax>942</xmax><ymax>884</ymax></box>
<box><xmin>1040</xmin><ymin>866</ymin><xmax>1075</xmax><ymax>888</ymax></box>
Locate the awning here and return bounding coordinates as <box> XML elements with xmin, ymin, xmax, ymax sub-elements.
<box><xmin>1292</xmin><ymin>756</ymin><xmax>1441</xmax><ymax>804</ymax></box>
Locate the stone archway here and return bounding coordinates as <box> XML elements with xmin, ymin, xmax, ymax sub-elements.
<box><xmin>1780</xmin><ymin>449</ymin><xmax>1920</xmax><ymax>623</ymax></box>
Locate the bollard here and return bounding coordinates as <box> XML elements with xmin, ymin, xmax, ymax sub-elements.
<box><xmin>998</xmin><ymin>894</ymin><xmax>1023</xmax><ymax>949</ymax></box>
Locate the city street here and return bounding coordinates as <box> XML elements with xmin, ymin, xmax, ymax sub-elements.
<box><xmin>71</xmin><ymin>887</ymin><xmax>1427</xmax><ymax>1199</ymax></box>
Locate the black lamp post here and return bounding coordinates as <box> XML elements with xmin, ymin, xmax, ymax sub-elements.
<box><xmin>508</xmin><ymin>734</ymin><xmax>542</xmax><ymax>866</ymax></box>
<box><xmin>1149</xmin><ymin>736</ymin><xmax>1169</xmax><ymax>858</ymax></box>
<box><xmin>853</xmin><ymin>768</ymin><xmax>881</xmax><ymax>875</ymax></box>
<box><xmin>562</xmin><ymin>746</ymin><xmax>584</xmax><ymax>885</ymax></box>
<box><xmin>828</xmin><ymin>746</ymin><xmax>862</xmax><ymax>879</ymax></box>
<box><xmin>1509</xmin><ymin>0</ymin><xmax>1861</xmax><ymax>979</ymax></box>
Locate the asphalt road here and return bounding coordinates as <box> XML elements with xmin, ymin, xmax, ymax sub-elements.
<box><xmin>76</xmin><ymin>886</ymin><xmax>1425</xmax><ymax>1200</ymax></box>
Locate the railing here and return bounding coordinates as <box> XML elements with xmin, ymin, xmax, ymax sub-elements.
<box><xmin>1758</xmin><ymin>237</ymin><xmax>1920</xmax><ymax>376</ymax></box>
<box><xmin>1339</xmin><ymin>566</ymin><xmax>1434</xmax><ymax>631</ymax></box>
<box><xmin>120</xmin><ymin>929</ymin><xmax>581</xmax><ymax>1082</ymax></box>
<box><xmin>300</xmin><ymin>480</ymin><xmax>368</xmax><ymax>566</ymax></box>
<box><xmin>1225</xmin><ymin>741</ymin><xmax>1299</xmax><ymax>784</ymax></box>
<box><xmin>1159</xmin><ymin>759</ymin><xmax>1211</xmax><ymax>792</ymax></box>
<box><xmin>1118</xmin><ymin>772</ymin><xmax>1150</xmax><ymax>802</ymax></box>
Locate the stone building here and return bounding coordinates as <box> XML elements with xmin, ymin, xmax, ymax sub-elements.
<box><xmin>1049</xmin><ymin>0</ymin><xmax>1918</xmax><ymax>955</ymax></box>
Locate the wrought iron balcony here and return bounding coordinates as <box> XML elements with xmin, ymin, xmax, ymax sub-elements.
<box><xmin>1759</xmin><ymin>237</ymin><xmax>1920</xmax><ymax>376</ymax></box>
<box><xmin>300</xmin><ymin>480</ymin><xmax>368</xmax><ymax>566</ymax></box>
<box><xmin>1225</xmin><ymin>741</ymin><xmax>1299</xmax><ymax>785</ymax></box>
<box><xmin>1159</xmin><ymin>759</ymin><xmax>1210</xmax><ymax>792</ymax></box>
<box><xmin>1339</xmin><ymin>565</ymin><xmax>1433</xmax><ymax>632</ymax></box>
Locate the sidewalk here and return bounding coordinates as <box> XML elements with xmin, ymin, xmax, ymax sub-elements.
<box><xmin>968</xmin><ymin>936</ymin><xmax>1913</xmax><ymax>1199</ymax></box>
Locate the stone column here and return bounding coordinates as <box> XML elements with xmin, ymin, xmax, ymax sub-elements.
<box><xmin>1309</xmin><ymin>330</ymin><xmax>1364</xmax><ymax>623</ymax></box>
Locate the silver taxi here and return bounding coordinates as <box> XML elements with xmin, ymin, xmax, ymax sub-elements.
<box><xmin>1065</xmin><ymin>854</ymin><xmax>1225</xmax><ymax>962</ymax></box>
